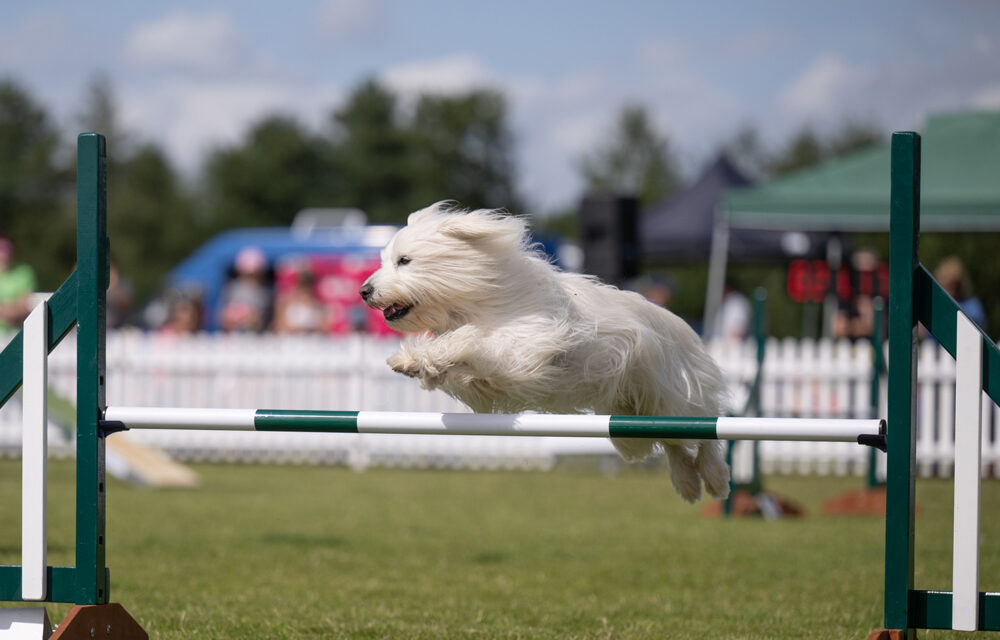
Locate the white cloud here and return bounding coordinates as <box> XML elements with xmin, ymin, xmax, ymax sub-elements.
<box><xmin>316</xmin><ymin>0</ymin><xmax>384</xmax><ymax>40</ymax></box>
<box><xmin>124</xmin><ymin>11</ymin><xmax>243</xmax><ymax>74</ymax></box>
<box><xmin>492</xmin><ymin>44</ymin><xmax>747</xmax><ymax>211</ymax></box>
<box><xmin>548</xmin><ymin>110</ymin><xmax>609</xmax><ymax>159</ymax></box>
<box><xmin>638</xmin><ymin>39</ymin><xmax>687</xmax><ymax>67</ymax></box>
<box><xmin>380</xmin><ymin>54</ymin><xmax>496</xmax><ymax>96</ymax></box>
<box><xmin>504</xmin><ymin>70</ymin><xmax>618</xmax><ymax>210</ymax></box>
<box><xmin>120</xmin><ymin>79</ymin><xmax>341</xmax><ymax>173</ymax></box>
<box><xmin>779</xmin><ymin>54</ymin><xmax>869</xmax><ymax>118</ymax></box>
<box><xmin>117</xmin><ymin>10</ymin><xmax>345</xmax><ymax>172</ymax></box>
<box><xmin>972</xmin><ymin>85</ymin><xmax>1000</xmax><ymax>109</ymax></box>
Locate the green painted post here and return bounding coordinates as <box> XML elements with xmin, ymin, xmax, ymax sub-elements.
<box><xmin>883</xmin><ymin>132</ymin><xmax>920</xmax><ymax>637</ymax></box>
<box><xmin>74</xmin><ymin>133</ymin><xmax>109</xmax><ymax>605</ymax></box>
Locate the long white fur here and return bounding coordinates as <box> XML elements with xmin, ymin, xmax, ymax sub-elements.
<box><xmin>360</xmin><ymin>202</ymin><xmax>730</xmax><ymax>502</ymax></box>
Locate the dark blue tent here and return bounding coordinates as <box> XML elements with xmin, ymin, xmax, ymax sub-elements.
<box><xmin>640</xmin><ymin>154</ymin><xmax>829</xmax><ymax>335</ymax></box>
<box><xmin>640</xmin><ymin>154</ymin><xmax>825</xmax><ymax>263</ymax></box>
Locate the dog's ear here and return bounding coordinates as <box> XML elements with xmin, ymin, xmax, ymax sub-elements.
<box><xmin>438</xmin><ymin>212</ymin><xmax>524</xmax><ymax>243</ymax></box>
<box><xmin>407</xmin><ymin>208</ymin><xmax>435</xmax><ymax>226</ymax></box>
<box><xmin>407</xmin><ymin>201</ymin><xmax>457</xmax><ymax>226</ymax></box>
<box><xmin>438</xmin><ymin>216</ymin><xmax>494</xmax><ymax>241</ymax></box>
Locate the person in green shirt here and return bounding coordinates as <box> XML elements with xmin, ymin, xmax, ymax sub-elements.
<box><xmin>0</xmin><ymin>235</ymin><xmax>36</xmax><ymax>332</ymax></box>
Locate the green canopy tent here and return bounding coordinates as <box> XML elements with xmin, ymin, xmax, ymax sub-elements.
<box><xmin>704</xmin><ymin>111</ymin><xmax>1000</xmax><ymax>332</ymax></box>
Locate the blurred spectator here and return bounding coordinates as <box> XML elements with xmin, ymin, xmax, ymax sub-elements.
<box><xmin>0</xmin><ymin>235</ymin><xmax>36</xmax><ymax>332</ymax></box>
<box><xmin>218</xmin><ymin>247</ymin><xmax>272</xmax><ymax>332</ymax></box>
<box><xmin>833</xmin><ymin>248</ymin><xmax>880</xmax><ymax>339</ymax></box>
<box><xmin>935</xmin><ymin>256</ymin><xmax>987</xmax><ymax>331</ymax></box>
<box><xmin>349</xmin><ymin>303</ymin><xmax>371</xmax><ymax>333</ymax></box>
<box><xmin>630</xmin><ymin>273</ymin><xmax>674</xmax><ymax>308</ymax></box>
<box><xmin>272</xmin><ymin>267</ymin><xmax>328</xmax><ymax>334</ymax></box>
<box><xmin>712</xmin><ymin>280</ymin><xmax>751</xmax><ymax>341</ymax></box>
<box><xmin>106</xmin><ymin>260</ymin><xmax>134</xmax><ymax>329</ymax></box>
<box><xmin>160</xmin><ymin>293</ymin><xmax>203</xmax><ymax>335</ymax></box>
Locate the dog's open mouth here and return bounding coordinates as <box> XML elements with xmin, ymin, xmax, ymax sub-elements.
<box><xmin>383</xmin><ymin>303</ymin><xmax>412</xmax><ymax>321</ymax></box>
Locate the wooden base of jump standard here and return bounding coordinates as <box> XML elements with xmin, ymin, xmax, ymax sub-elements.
<box><xmin>821</xmin><ymin>487</ymin><xmax>887</xmax><ymax>516</ymax></box>
<box><xmin>866</xmin><ymin>630</ymin><xmax>910</xmax><ymax>640</ymax></box>
<box><xmin>50</xmin><ymin>604</ymin><xmax>147</xmax><ymax>640</ymax></box>
<box><xmin>700</xmin><ymin>490</ymin><xmax>805</xmax><ymax>519</ymax></box>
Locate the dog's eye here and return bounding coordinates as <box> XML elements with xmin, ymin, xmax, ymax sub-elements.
<box><xmin>396</xmin><ymin>256</ymin><xmax>411</xmax><ymax>267</ymax></box>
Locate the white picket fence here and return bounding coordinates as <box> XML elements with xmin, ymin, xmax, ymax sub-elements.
<box><xmin>1</xmin><ymin>330</ymin><xmax>997</xmax><ymax>477</ymax></box>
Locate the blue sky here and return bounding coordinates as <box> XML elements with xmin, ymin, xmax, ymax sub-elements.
<box><xmin>2</xmin><ymin>1</ymin><xmax>998</xmax><ymax>213</ymax></box>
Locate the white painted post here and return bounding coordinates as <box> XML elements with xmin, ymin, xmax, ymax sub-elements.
<box><xmin>21</xmin><ymin>301</ymin><xmax>48</xmax><ymax>601</ymax></box>
<box><xmin>952</xmin><ymin>311</ymin><xmax>983</xmax><ymax>631</ymax></box>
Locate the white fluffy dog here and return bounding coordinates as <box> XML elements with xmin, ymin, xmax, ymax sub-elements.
<box><xmin>359</xmin><ymin>202</ymin><xmax>730</xmax><ymax>502</ymax></box>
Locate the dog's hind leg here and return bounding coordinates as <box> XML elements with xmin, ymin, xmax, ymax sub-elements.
<box><xmin>695</xmin><ymin>440</ymin><xmax>731</xmax><ymax>499</ymax></box>
<box><xmin>609</xmin><ymin>437</ymin><xmax>657</xmax><ymax>462</ymax></box>
<box><xmin>664</xmin><ymin>443</ymin><xmax>702</xmax><ymax>503</ymax></box>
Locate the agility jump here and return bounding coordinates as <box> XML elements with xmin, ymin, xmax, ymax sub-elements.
<box><xmin>101</xmin><ymin>406</ymin><xmax>884</xmax><ymax>442</ymax></box>
<box><xmin>1</xmin><ymin>132</ymin><xmax>998</xmax><ymax>638</ymax></box>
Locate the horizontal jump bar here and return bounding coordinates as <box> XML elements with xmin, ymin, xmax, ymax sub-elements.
<box><xmin>102</xmin><ymin>406</ymin><xmax>886</xmax><ymax>444</ymax></box>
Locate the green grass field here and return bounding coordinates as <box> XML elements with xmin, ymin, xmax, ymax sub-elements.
<box><xmin>2</xmin><ymin>460</ymin><xmax>998</xmax><ymax>639</ymax></box>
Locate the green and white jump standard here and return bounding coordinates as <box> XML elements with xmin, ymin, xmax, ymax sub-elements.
<box><xmin>101</xmin><ymin>407</ymin><xmax>885</xmax><ymax>443</ymax></box>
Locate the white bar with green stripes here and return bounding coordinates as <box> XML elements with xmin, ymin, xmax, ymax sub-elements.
<box><xmin>102</xmin><ymin>406</ymin><xmax>884</xmax><ymax>443</ymax></box>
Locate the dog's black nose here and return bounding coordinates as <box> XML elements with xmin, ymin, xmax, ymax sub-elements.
<box><xmin>359</xmin><ymin>283</ymin><xmax>374</xmax><ymax>301</ymax></box>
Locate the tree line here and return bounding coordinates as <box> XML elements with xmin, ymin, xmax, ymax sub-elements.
<box><xmin>1</xmin><ymin>75</ymin><xmax>522</xmax><ymax>301</ymax></box>
<box><xmin>4</xmin><ymin>72</ymin><xmax>900</xmax><ymax>322</ymax></box>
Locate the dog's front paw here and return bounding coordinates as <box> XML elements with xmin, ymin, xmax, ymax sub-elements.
<box><xmin>387</xmin><ymin>351</ymin><xmax>446</xmax><ymax>382</ymax></box>
<box><xmin>388</xmin><ymin>352</ymin><xmax>422</xmax><ymax>378</ymax></box>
